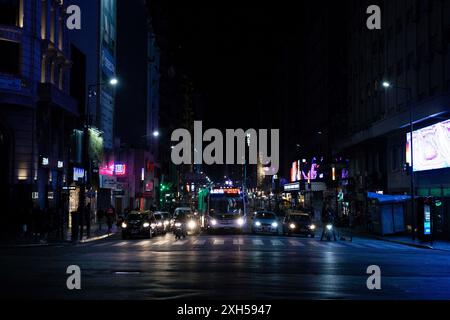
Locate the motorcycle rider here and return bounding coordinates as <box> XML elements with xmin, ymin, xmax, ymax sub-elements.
<box><xmin>173</xmin><ymin>213</ymin><xmax>187</xmax><ymax>239</ymax></box>
<box><xmin>320</xmin><ymin>204</ymin><xmax>337</xmax><ymax>241</ymax></box>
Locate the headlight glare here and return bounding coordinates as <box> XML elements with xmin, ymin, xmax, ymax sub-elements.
<box><xmin>121</xmin><ymin>222</ymin><xmax>127</xmax><ymax>228</ymax></box>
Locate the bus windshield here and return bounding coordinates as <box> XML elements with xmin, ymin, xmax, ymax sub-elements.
<box><xmin>210</xmin><ymin>197</ymin><xmax>243</xmax><ymax>215</ymax></box>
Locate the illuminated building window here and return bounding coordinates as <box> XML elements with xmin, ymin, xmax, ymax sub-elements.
<box><xmin>50</xmin><ymin>62</ymin><xmax>55</xmax><ymax>84</ymax></box>
<box><xmin>41</xmin><ymin>0</ymin><xmax>46</xmax><ymax>39</ymax></box>
<box><xmin>58</xmin><ymin>17</ymin><xmax>63</xmax><ymax>50</ymax></box>
<box><xmin>50</xmin><ymin>7</ymin><xmax>55</xmax><ymax>43</ymax></box>
<box><xmin>41</xmin><ymin>56</ymin><xmax>46</xmax><ymax>82</ymax></box>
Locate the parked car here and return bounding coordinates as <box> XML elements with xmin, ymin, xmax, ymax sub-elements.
<box><xmin>121</xmin><ymin>211</ymin><xmax>157</xmax><ymax>239</ymax></box>
<box><xmin>251</xmin><ymin>211</ymin><xmax>279</xmax><ymax>235</ymax></box>
<box><xmin>283</xmin><ymin>213</ymin><xmax>316</xmax><ymax>237</ymax></box>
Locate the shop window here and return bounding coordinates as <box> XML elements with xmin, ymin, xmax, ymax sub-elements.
<box><xmin>0</xmin><ymin>0</ymin><xmax>19</xmax><ymax>26</ymax></box>
<box><xmin>0</xmin><ymin>39</ymin><xmax>20</xmax><ymax>75</ymax></box>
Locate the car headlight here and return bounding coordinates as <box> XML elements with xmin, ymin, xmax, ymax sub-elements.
<box><xmin>271</xmin><ymin>222</ymin><xmax>278</xmax><ymax>228</ymax></box>
<box><xmin>175</xmin><ymin>222</ymin><xmax>182</xmax><ymax>227</ymax></box>
<box><xmin>211</xmin><ymin>219</ymin><xmax>217</xmax><ymax>226</ymax></box>
<box><xmin>143</xmin><ymin>222</ymin><xmax>150</xmax><ymax>228</ymax></box>
<box><xmin>289</xmin><ymin>223</ymin><xmax>296</xmax><ymax>229</ymax></box>
<box><xmin>188</xmin><ymin>220</ymin><xmax>197</xmax><ymax>229</ymax></box>
<box><xmin>121</xmin><ymin>222</ymin><xmax>127</xmax><ymax>228</ymax></box>
<box><xmin>237</xmin><ymin>218</ymin><xmax>244</xmax><ymax>226</ymax></box>
<box><xmin>326</xmin><ymin>224</ymin><xmax>333</xmax><ymax>230</ymax></box>
<box><xmin>309</xmin><ymin>224</ymin><xmax>316</xmax><ymax>230</ymax></box>
<box><xmin>255</xmin><ymin>221</ymin><xmax>261</xmax><ymax>227</ymax></box>
<box><xmin>157</xmin><ymin>222</ymin><xmax>163</xmax><ymax>227</ymax></box>
<box><xmin>164</xmin><ymin>220</ymin><xmax>170</xmax><ymax>226</ymax></box>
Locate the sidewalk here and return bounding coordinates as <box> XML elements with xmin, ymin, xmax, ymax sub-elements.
<box><xmin>349</xmin><ymin>227</ymin><xmax>450</xmax><ymax>252</ymax></box>
<box><xmin>0</xmin><ymin>223</ymin><xmax>117</xmax><ymax>248</ymax></box>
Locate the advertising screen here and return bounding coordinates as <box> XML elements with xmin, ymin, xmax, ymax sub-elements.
<box><xmin>406</xmin><ymin>119</ymin><xmax>450</xmax><ymax>172</ymax></box>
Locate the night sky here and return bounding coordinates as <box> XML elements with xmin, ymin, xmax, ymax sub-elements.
<box><xmin>149</xmin><ymin>2</ymin><xmax>305</xmax><ymax>131</ymax></box>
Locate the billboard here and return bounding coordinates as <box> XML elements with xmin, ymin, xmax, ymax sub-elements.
<box><xmin>406</xmin><ymin>119</ymin><xmax>450</xmax><ymax>172</ymax></box>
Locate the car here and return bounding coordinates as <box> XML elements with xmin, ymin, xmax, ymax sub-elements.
<box><xmin>155</xmin><ymin>211</ymin><xmax>171</xmax><ymax>232</ymax></box>
<box><xmin>185</xmin><ymin>214</ymin><xmax>201</xmax><ymax>235</ymax></box>
<box><xmin>251</xmin><ymin>211</ymin><xmax>279</xmax><ymax>235</ymax></box>
<box><xmin>121</xmin><ymin>211</ymin><xmax>157</xmax><ymax>239</ymax></box>
<box><xmin>283</xmin><ymin>213</ymin><xmax>316</xmax><ymax>237</ymax></box>
<box><xmin>153</xmin><ymin>212</ymin><xmax>168</xmax><ymax>235</ymax></box>
<box><xmin>170</xmin><ymin>207</ymin><xmax>193</xmax><ymax>230</ymax></box>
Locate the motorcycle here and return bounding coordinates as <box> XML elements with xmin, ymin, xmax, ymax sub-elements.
<box><xmin>174</xmin><ymin>221</ymin><xmax>187</xmax><ymax>240</ymax></box>
<box><xmin>321</xmin><ymin>223</ymin><xmax>336</xmax><ymax>241</ymax></box>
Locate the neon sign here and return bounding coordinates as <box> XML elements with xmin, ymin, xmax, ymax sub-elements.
<box><xmin>99</xmin><ymin>162</ymin><xmax>127</xmax><ymax>176</ymax></box>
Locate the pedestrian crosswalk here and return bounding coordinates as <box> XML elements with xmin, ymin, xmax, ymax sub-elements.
<box><xmin>85</xmin><ymin>237</ymin><xmax>417</xmax><ymax>251</ymax></box>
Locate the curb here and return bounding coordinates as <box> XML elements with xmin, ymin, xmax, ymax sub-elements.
<box><xmin>374</xmin><ymin>237</ymin><xmax>433</xmax><ymax>250</ymax></box>
<box><xmin>0</xmin><ymin>232</ymin><xmax>117</xmax><ymax>248</ymax></box>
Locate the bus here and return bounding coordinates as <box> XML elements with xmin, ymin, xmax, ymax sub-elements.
<box><xmin>205</xmin><ymin>187</ymin><xmax>247</xmax><ymax>233</ymax></box>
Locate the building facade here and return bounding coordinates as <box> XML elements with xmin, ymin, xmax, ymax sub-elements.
<box><xmin>0</xmin><ymin>0</ymin><xmax>77</xmax><ymax>236</ymax></box>
<box><xmin>338</xmin><ymin>0</ymin><xmax>450</xmax><ymax>238</ymax></box>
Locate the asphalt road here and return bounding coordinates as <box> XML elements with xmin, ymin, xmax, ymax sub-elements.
<box><xmin>1</xmin><ymin>233</ymin><xmax>450</xmax><ymax>300</ymax></box>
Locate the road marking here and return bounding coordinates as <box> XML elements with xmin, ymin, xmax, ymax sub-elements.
<box><xmin>252</xmin><ymin>239</ymin><xmax>264</xmax><ymax>245</ymax></box>
<box><xmin>153</xmin><ymin>240</ymin><xmax>169</xmax><ymax>245</ymax></box>
<box><xmin>213</xmin><ymin>239</ymin><xmax>225</xmax><ymax>245</ymax></box>
<box><xmin>233</xmin><ymin>239</ymin><xmax>244</xmax><ymax>245</ymax></box>
<box><xmin>112</xmin><ymin>241</ymin><xmax>128</xmax><ymax>247</ymax></box>
<box><xmin>345</xmin><ymin>242</ymin><xmax>366</xmax><ymax>248</ymax></box>
<box><xmin>271</xmin><ymin>240</ymin><xmax>284</xmax><ymax>246</ymax></box>
<box><xmin>135</xmin><ymin>240</ymin><xmax>151</xmax><ymax>247</ymax></box>
<box><xmin>193</xmin><ymin>240</ymin><xmax>206</xmax><ymax>245</ymax></box>
<box><xmin>308</xmin><ymin>241</ymin><xmax>325</xmax><ymax>247</ymax></box>
<box><xmin>173</xmin><ymin>240</ymin><xmax>188</xmax><ymax>245</ymax></box>
<box><xmin>288</xmin><ymin>240</ymin><xmax>304</xmax><ymax>246</ymax></box>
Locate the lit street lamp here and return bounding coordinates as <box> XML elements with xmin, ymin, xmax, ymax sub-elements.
<box><xmin>382</xmin><ymin>80</ymin><xmax>415</xmax><ymax>240</ymax></box>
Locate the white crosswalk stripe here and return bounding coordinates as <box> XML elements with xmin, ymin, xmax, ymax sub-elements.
<box><xmin>213</xmin><ymin>239</ymin><xmax>225</xmax><ymax>245</ymax></box>
<box><xmin>253</xmin><ymin>239</ymin><xmax>264</xmax><ymax>245</ymax></box>
<box><xmin>344</xmin><ymin>242</ymin><xmax>366</xmax><ymax>248</ymax></box>
<box><xmin>135</xmin><ymin>240</ymin><xmax>151</xmax><ymax>247</ymax></box>
<box><xmin>173</xmin><ymin>240</ymin><xmax>188</xmax><ymax>245</ymax></box>
<box><xmin>326</xmin><ymin>242</ymin><xmax>346</xmax><ymax>248</ymax></box>
<box><xmin>112</xmin><ymin>241</ymin><xmax>128</xmax><ymax>247</ymax></box>
<box><xmin>288</xmin><ymin>240</ymin><xmax>304</xmax><ymax>246</ymax></box>
<box><xmin>193</xmin><ymin>240</ymin><xmax>206</xmax><ymax>245</ymax></box>
<box><xmin>233</xmin><ymin>239</ymin><xmax>244</xmax><ymax>245</ymax></box>
<box><xmin>153</xmin><ymin>240</ymin><xmax>169</xmax><ymax>245</ymax></box>
<box><xmin>308</xmin><ymin>241</ymin><xmax>325</xmax><ymax>247</ymax></box>
<box><xmin>271</xmin><ymin>240</ymin><xmax>284</xmax><ymax>246</ymax></box>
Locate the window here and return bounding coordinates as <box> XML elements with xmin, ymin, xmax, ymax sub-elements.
<box><xmin>41</xmin><ymin>0</ymin><xmax>46</xmax><ymax>39</ymax></box>
<box><xmin>0</xmin><ymin>40</ymin><xmax>20</xmax><ymax>75</ymax></box>
<box><xmin>0</xmin><ymin>0</ymin><xmax>19</xmax><ymax>26</ymax></box>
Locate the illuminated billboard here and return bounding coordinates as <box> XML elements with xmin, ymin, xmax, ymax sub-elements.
<box><xmin>406</xmin><ymin>119</ymin><xmax>450</xmax><ymax>172</ymax></box>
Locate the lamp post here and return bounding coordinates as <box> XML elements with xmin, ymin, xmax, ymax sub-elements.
<box><xmin>382</xmin><ymin>81</ymin><xmax>415</xmax><ymax>240</ymax></box>
<box><xmin>78</xmin><ymin>77</ymin><xmax>118</xmax><ymax>240</ymax></box>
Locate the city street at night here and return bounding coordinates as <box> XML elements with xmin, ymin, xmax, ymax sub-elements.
<box><xmin>1</xmin><ymin>0</ymin><xmax>450</xmax><ymax>309</ymax></box>
<box><xmin>2</xmin><ymin>233</ymin><xmax>450</xmax><ymax>300</ymax></box>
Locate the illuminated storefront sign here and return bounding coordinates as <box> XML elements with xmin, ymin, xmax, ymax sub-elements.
<box><xmin>406</xmin><ymin>119</ymin><xmax>450</xmax><ymax>172</ymax></box>
<box><xmin>73</xmin><ymin>167</ymin><xmax>85</xmax><ymax>182</ymax></box>
<box><xmin>99</xmin><ymin>162</ymin><xmax>127</xmax><ymax>176</ymax></box>
<box><xmin>284</xmin><ymin>182</ymin><xmax>300</xmax><ymax>192</ymax></box>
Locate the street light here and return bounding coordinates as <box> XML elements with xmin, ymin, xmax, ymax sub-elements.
<box><xmin>153</xmin><ymin>130</ymin><xmax>160</xmax><ymax>137</ymax></box>
<box><xmin>109</xmin><ymin>78</ymin><xmax>119</xmax><ymax>86</ymax></box>
<box><xmin>382</xmin><ymin>80</ymin><xmax>415</xmax><ymax>240</ymax></box>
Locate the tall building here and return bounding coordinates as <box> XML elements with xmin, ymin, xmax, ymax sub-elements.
<box><xmin>337</xmin><ymin>0</ymin><xmax>450</xmax><ymax>238</ymax></box>
<box><xmin>69</xmin><ymin>0</ymin><xmax>118</xmax><ymax>212</ymax></box>
<box><xmin>114</xmin><ymin>0</ymin><xmax>160</xmax><ymax>211</ymax></box>
<box><xmin>0</xmin><ymin>0</ymin><xmax>77</xmax><ymax>235</ymax></box>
